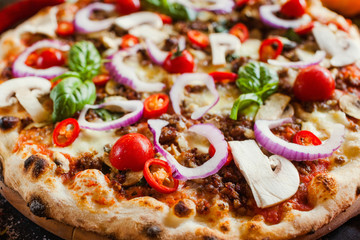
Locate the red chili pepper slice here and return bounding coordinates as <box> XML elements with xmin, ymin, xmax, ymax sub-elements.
<box><xmin>92</xmin><ymin>74</ymin><xmax>110</xmax><ymax>86</ymax></box>
<box><xmin>56</xmin><ymin>21</ymin><xmax>75</xmax><ymax>37</ymax></box>
<box><xmin>292</xmin><ymin>130</ymin><xmax>322</xmax><ymax>146</ymax></box>
<box><xmin>229</xmin><ymin>23</ymin><xmax>249</xmax><ymax>43</ymax></box>
<box><xmin>187</xmin><ymin>30</ymin><xmax>209</xmax><ymax>49</ymax></box>
<box><xmin>143</xmin><ymin>158</ymin><xmax>179</xmax><ymax>194</ymax></box>
<box><xmin>53</xmin><ymin>118</ymin><xmax>80</xmax><ymax>147</ymax></box>
<box><xmin>209</xmin><ymin>71</ymin><xmax>237</xmax><ymax>83</ymax></box>
<box><xmin>157</xmin><ymin>13</ymin><xmax>172</xmax><ymax>24</ymax></box>
<box><xmin>259</xmin><ymin>38</ymin><xmax>284</xmax><ymax>62</ymax></box>
<box><xmin>121</xmin><ymin>34</ymin><xmax>139</xmax><ymax>49</ymax></box>
<box><xmin>143</xmin><ymin>93</ymin><xmax>169</xmax><ymax>119</ymax></box>
<box><xmin>294</xmin><ymin>21</ymin><xmax>314</xmax><ymax>35</ymax></box>
<box><xmin>208</xmin><ymin>144</ymin><xmax>233</xmax><ymax>166</ymax></box>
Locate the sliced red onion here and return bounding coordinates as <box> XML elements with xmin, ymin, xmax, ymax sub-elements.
<box><xmin>74</xmin><ymin>2</ymin><xmax>115</xmax><ymax>33</ymax></box>
<box><xmin>105</xmin><ymin>45</ymin><xmax>165</xmax><ymax>92</ymax></box>
<box><xmin>259</xmin><ymin>5</ymin><xmax>311</xmax><ymax>29</ymax></box>
<box><xmin>148</xmin><ymin>119</ymin><xmax>228</xmax><ymax>180</ymax></box>
<box><xmin>267</xmin><ymin>50</ymin><xmax>326</xmax><ymax>68</ymax></box>
<box><xmin>78</xmin><ymin>100</ymin><xmax>143</xmax><ymax>131</ymax></box>
<box><xmin>254</xmin><ymin>118</ymin><xmax>345</xmax><ymax>161</ymax></box>
<box><xmin>115</xmin><ymin>12</ymin><xmax>163</xmax><ymax>30</ymax></box>
<box><xmin>12</xmin><ymin>40</ymin><xmax>70</xmax><ymax>79</ymax></box>
<box><xmin>145</xmin><ymin>40</ymin><xmax>168</xmax><ymax>65</ymax></box>
<box><xmin>170</xmin><ymin>73</ymin><xmax>219</xmax><ymax>120</ymax></box>
<box><xmin>174</xmin><ymin>0</ymin><xmax>234</xmax><ymax>14</ymax></box>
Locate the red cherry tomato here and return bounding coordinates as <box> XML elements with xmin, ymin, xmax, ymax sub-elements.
<box><xmin>163</xmin><ymin>50</ymin><xmax>195</xmax><ymax>74</ymax></box>
<box><xmin>115</xmin><ymin>0</ymin><xmax>140</xmax><ymax>15</ymax></box>
<box><xmin>157</xmin><ymin>13</ymin><xmax>172</xmax><ymax>24</ymax></box>
<box><xmin>280</xmin><ymin>0</ymin><xmax>307</xmax><ymax>18</ymax></box>
<box><xmin>25</xmin><ymin>52</ymin><xmax>39</xmax><ymax>67</ymax></box>
<box><xmin>294</xmin><ymin>21</ymin><xmax>314</xmax><ymax>35</ymax></box>
<box><xmin>293</xmin><ymin>130</ymin><xmax>322</xmax><ymax>146</ymax></box>
<box><xmin>208</xmin><ymin>144</ymin><xmax>233</xmax><ymax>166</ymax></box>
<box><xmin>209</xmin><ymin>71</ymin><xmax>237</xmax><ymax>83</ymax></box>
<box><xmin>121</xmin><ymin>34</ymin><xmax>139</xmax><ymax>49</ymax></box>
<box><xmin>229</xmin><ymin>23</ymin><xmax>249</xmax><ymax>43</ymax></box>
<box><xmin>56</xmin><ymin>21</ymin><xmax>75</xmax><ymax>37</ymax></box>
<box><xmin>110</xmin><ymin>133</ymin><xmax>155</xmax><ymax>171</ymax></box>
<box><xmin>235</xmin><ymin>0</ymin><xmax>249</xmax><ymax>8</ymax></box>
<box><xmin>187</xmin><ymin>30</ymin><xmax>209</xmax><ymax>48</ymax></box>
<box><xmin>36</xmin><ymin>48</ymin><xmax>65</xmax><ymax>69</ymax></box>
<box><xmin>143</xmin><ymin>93</ymin><xmax>169</xmax><ymax>119</ymax></box>
<box><xmin>53</xmin><ymin>118</ymin><xmax>80</xmax><ymax>147</ymax></box>
<box><xmin>259</xmin><ymin>38</ymin><xmax>283</xmax><ymax>62</ymax></box>
<box><xmin>293</xmin><ymin>65</ymin><xmax>335</xmax><ymax>101</ymax></box>
<box><xmin>92</xmin><ymin>74</ymin><xmax>110</xmax><ymax>86</ymax></box>
<box><xmin>143</xmin><ymin>158</ymin><xmax>179</xmax><ymax>194</ymax></box>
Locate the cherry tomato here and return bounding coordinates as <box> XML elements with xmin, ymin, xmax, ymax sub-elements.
<box><xmin>121</xmin><ymin>34</ymin><xmax>139</xmax><ymax>49</ymax></box>
<box><xmin>143</xmin><ymin>93</ymin><xmax>169</xmax><ymax>119</ymax></box>
<box><xmin>229</xmin><ymin>23</ymin><xmax>249</xmax><ymax>43</ymax></box>
<box><xmin>209</xmin><ymin>71</ymin><xmax>237</xmax><ymax>83</ymax></box>
<box><xmin>36</xmin><ymin>48</ymin><xmax>65</xmax><ymax>69</ymax></box>
<box><xmin>53</xmin><ymin>118</ymin><xmax>80</xmax><ymax>147</ymax></box>
<box><xmin>293</xmin><ymin>65</ymin><xmax>335</xmax><ymax>101</ymax></box>
<box><xmin>235</xmin><ymin>0</ymin><xmax>249</xmax><ymax>8</ymax></box>
<box><xmin>294</xmin><ymin>21</ymin><xmax>314</xmax><ymax>35</ymax></box>
<box><xmin>187</xmin><ymin>30</ymin><xmax>209</xmax><ymax>49</ymax></box>
<box><xmin>293</xmin><ymin>130</ymin><xmax>322</xmax><ymax>146</ymax></box>
<box><xmin>110</xmin><ymin>133</ymin><xmax>155</xmax><ymax>171</ymax></box>
<box><xmin>157</xmin><ymin>13</ymin><xmax>172</xmax><ymax>24</ymax></box>
<box><xmin>92</xmin><ymin>74</ymin><xmax>110</xmax><ymax>86</ymax></box>
<box><xmin>163</xmin><ymin>50</ymin><xmax>195</xmax><ymax>74</ymax></box>
<box><xmin>259</xmin><ymin>38</ymin><xmax>283</xmax><ymax>62</ymax></box>
<box><xmin>56</xmin><ymin>21</ymin><xmax>75</xmax><ymax>37</ymax></box>
<box><xmin>143</xmin><ymin>158</ymin><xmax>179</xmax><ymax>194</ymax></box>
<box><xmin>25</xmin><ymin>52</ymin><xmax>39</xmax><ymax>67</ymax></box>
<box><xmin>208</xmin><ymin>144</ymin><xmax>233</xmax><ymax>166</ymax></box>
<box><xmin>280</xmin><ymin>0</ymin><xmax>307</xmax><ymax>18</ymax></box>
<box><xmin>115</xmin><ymin>0</ymin><xmax>140</xmax><ymax>15</ymax></box>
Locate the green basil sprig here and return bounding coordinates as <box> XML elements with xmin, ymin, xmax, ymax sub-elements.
<box><xmin>230</xmin><ymin>62</ymin><xmax>279</xmax><ymax>120</ymax></box>
<box><xmin>50</xmin><ymin>41</ymin><xmax>101</xmax><ymax>122</ymax></box>
<box><xmin>141</xmin><ymin>0</ymin><xmax>197</xmax><ymax>21</ymax></box>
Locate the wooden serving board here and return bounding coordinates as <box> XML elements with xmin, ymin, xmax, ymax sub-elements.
<box><xmin>1</xmin><ymin>180</ymin><xmax>360</xmax><ymax>240</ymax></box>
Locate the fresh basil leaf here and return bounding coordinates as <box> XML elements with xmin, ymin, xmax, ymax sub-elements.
<box><xmin>50</xmin><ymin>76</ymin><xmax>96</xmax><ymax>122</ymax></box>
<box><xmin>284</xmin><ymin>29</ymin><xmax>301</xmax><ymax>43</ymax></box>
<box><xmin>230</xmin><ymin>93</ymin><xmax>262</xmax><ymax>120</ymax></box>
<box><xmin>141</xmin><ymin>0</ymin><xmax>197</xmax><ymax>21</ymax></box>
<box><xmin>68</xmin><ymin>41</ymin><xmax>101</xmax><ymax>80</ymax></box>
<box><xmin>51</xmin><ymin>71</ymin><xmax>81</xmax><ymax>83</ymax></box>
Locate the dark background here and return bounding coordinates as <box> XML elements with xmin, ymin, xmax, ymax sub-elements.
<box><xmin>0</xmin><ymin>0</ymin><xmax>360</xmax><ymax>239</ymax></box>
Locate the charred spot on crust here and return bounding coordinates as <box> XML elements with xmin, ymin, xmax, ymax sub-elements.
<box><xmin>0</xmin><ymin>116</ymin><xmax>19</xmax><ymax>130</ymax></box>
<box><xmin>356</xmin><ymin>186</ymin><xmax>360</xmax><ymax>196</ymax></box>
<box><xmin>174</xmin><ymin>200</ymin><xmax>192</xmax><ymax>218</ymax></box>
<box><xmin>28</xmin><ymin>197</ymin><xmax>47</xmax><ymax>217</ymax></box>
<box><xmin>203</xmin><ymin>236</ymin><xmax>218</xmax><ymax>240</ymax></box>
<box><xmin>24</xmin><ymin>155</ymin><xmax>49</xmax><ymax>178</ymax></box>
<box><xmin>0</xmin><ymin>159</ymin><xmax>3</xmax><ymax>182</ymax></box>
<box><xmin>144</xmin><ymin>225</ymin><xmax>162</xmax><ymax>238</ymax></box>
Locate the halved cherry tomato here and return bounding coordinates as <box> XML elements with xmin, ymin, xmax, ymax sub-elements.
<box><xmin>36</xmin><ymin>48</ymin><xmax>65</xmax><ymax>69</ymax></box>
<box><xmin>121</xmin><ymin>34</ymin><xmax>139</xmax><ymax>49</ymax></box>
<box><xmin>292</xmin><ymin>130</ymin><xmax>322</xmax><ymax>146</ymax></box>
<box><xmin>143</xmin><ymin>93</ymin><xmax>169</xmax><ymax>119</ymax></box>
<box><xmin>209</xmin><ymin>71</ymin><xmax>237</xmax><ymax>83</ymax></box>
<box><xmin>163</xmin><ymin>49</ymin><xmax>195</xmax><ymax>74</ymax></box>
<box><xmin>53</xmin><ymin>118</ymin><xmax>80</xmax><ymax>147</ymax></box>
<box><xmin>157</xmin><ymin>13</ymin><xmax>172</xmax><ymax>24</ymax></box>
<box><xmin>294</xmin><ymin>21</ymin><xmax>314</xmax><ymax>35</ymax></box>
<box><xmin>229</xmin><ymin>23</ymin><xmax>249</xmax><ymax>43</ymax></box>
<box><xmin>208</xmin><ymin>144</ymin><xmax>233</xmax><ymax>166</ymax></box>
<box><xmin>293</xmin><ymin>65</ymin><xmax>335</xmax><ymax>101</ymax></box>
<box><xmin>280</xmin><ymin>0</ymin><xmax>307</xmax><ymax>18</ymax></box>
<box><xmin>56</xmin><ymin>21</ymin><xmax>75</xmax><ymax>37</ymax></box>
<box><xmin>259</xmin><ymin>38</ymin><xmax>283</xmax><ymax>62</ymax></box>
<box><xmin>187</xmin><ymin>30</ymin><xmax>209</xmax><ymax>49</ymax></box>
<box><xmin>143</xmin><ymin>158</ymin><xmax>179</xmax><ymax>194</ymax></box>
<box><xmin>235</xmin><ymin>0</ymin><xmax>250</xmax><ymax>8</ymax></box>
<box><xmin>115</xmin><ymin>0</ymin><xmax>140</xmax><ymax>15</ymax></box>
<box><xmin>110</xmin><ymin>133</ymin><xmax>155</xmax><ymax>171</ymax></box>
<box><xmin>92</xmin><ymin>74</ymin><xmax>110</xmax><ymax>86</ymax></box>
<box><xmin>25</xmin><ymin>52</ymin><xmax>39</xmax><ymax>67</ymax></box>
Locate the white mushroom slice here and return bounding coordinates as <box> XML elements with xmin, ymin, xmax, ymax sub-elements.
<box><xmin>0</xmin><ymin>77</ymin><xmax>51</xmax><ymax>122</ymax></box>
<box><xmin>339</xmin><ymin>94</ymin><xmax>360</xmax><ymax>119</ymax></box>
<box><xmin>123</xmin><ymin>171</ymin><xmax>144</xmax><ymax>187</ymax></box>
<box><xmin>228</xmin><ymin>140</ymin><xmax>300</xmax><ymax>208</ymax></box>
<box><xmin>209</xmin><ymin>33</ymin><xmax>241</xmax><ymax>65</ymax></box>
<box><xmin>255</xmin><ymin>93</ymin><xmax>292</xmax><ymax>121</ymax></box>
<box><xmin>115</xmin><ymin>12</ymin><xmax>163</xmax><ymax>30</ymax></box>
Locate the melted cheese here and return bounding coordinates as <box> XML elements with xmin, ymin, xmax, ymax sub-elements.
<box><xmin>239</xmin><ymin>39</ymin><xmax>261</xmax><ymax>59</ymax></box>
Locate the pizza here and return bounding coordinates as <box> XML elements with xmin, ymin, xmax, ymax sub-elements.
<box><xmin>1</xmin><ymin>0</ymin><xmax>360</xmax><ymax>239</ymax></box>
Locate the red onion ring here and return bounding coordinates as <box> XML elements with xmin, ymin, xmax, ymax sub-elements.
<box><xmin>170</xmin><ymin>73</ymin><xmax>219</xmax><ymax>120</ymax></box>
<box><xmin>267</xmin><ymin>51</ymin><xmax>326</xmax><ymax>68</ymax></box>
<box><xmin>74</xmin><ymin>2</ymin><xmax>115</xmax><ymax>34</ymax></box>
<box><xmin>115</xmin><ymin>12</ymin><xmax>163</xmax><ymax>30</ymax></box>
<box><xmin>259</xmin><ymin>5</ymin><xmax>311</xmax><ymax>29</ymax></box>
<box><xmin>78</xmin><ymin>100</ymin><xmax>143</xmax><ymax>131</ymax></box>
<box><xmin>145</xmin><ymin>40</ymin><xmax>168</xmax><ymax>65</ymax></box>
<box><xmin>12</xmin><ymin>40</ymin><xmax>70</xmax><ymax>79</ymax></box>
<box><xmin>174</xmin><ymin>0</ymin><xmax>234</xmax><ymax>14</ymax></box>
<box><xmin>254</xmin><ymin>118</ymin><xmax>345</xmax><ymax>161</ymax></box>
<box><xmin>105</xmin><ymin>45</ymin><xmax>165</xmax><ymax>92</ymax></box>
<box><xmin>148</xmin><ymin>119</ymin><xmax>228</xmax><ymax>180</ymax></box>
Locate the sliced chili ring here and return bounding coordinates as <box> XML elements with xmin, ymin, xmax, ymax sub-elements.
<box><xmin>292</xmin><ymin>130</ymin><xmax>322</xmax><ymax>146</ymax></box>
<box><xmin>143</xmin><ymin>93</ymin><xmax>169</xmax><ymax>119</ymax></box>
<box><xmin>121</xmin><ymin>34</ymin><xmax>139</xmax><ymax>49</ymax></box>
<box><xmin>53</xmin><ymin>118</ymin><xmax>80</xmax><ymax>147</ymax></box>
<box><xmin>229</xmin><ymin>23</ymin><xmax>249</xmax><ymax>43</ymax></box>
<box><xmin>143</xmin><ymin>158</ymin><xmax>179</xmax><ymax>194</ymax></box>
<box><xmin>209</xmin><ymin>71</ymin><xmax>237</xmax><ymax>83</ymax></box>
<box><xmin>157</xmin><ymin>13</ymin><xmax>172</xmax><ymax>24</ymax></box>
<box><xmin>209</xmin><ymin>143</ymin><xmax>233</xmax><ymax>166</ymax></box>
<box><xmin>187</xmin><ymin>30</ymin><xmax>209</xmax><ymax>49</ymax></box>
<box><xmin>259</xmin><ymin>38</ymin><xmax>284</xmax><ymax>62</ymax></box>
<box><xmin>92</xmin><ymin>74</ymin><xmax>110</xmax><ymax>86</ymax></box>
